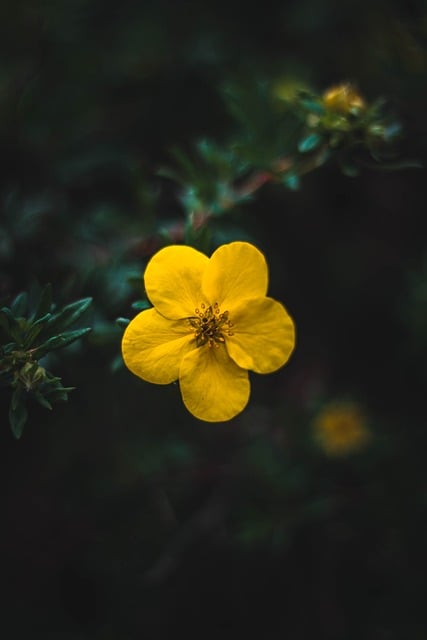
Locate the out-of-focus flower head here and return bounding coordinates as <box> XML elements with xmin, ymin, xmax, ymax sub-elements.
<box><xmin>322</xmin><ymin>83</ymin><xmax>366</xmax><ymax>115</ymax></box>
<box><xmin>313</xmin><ymin>400</ymin><xmax>371</xmax><ymax>456</ymax></box>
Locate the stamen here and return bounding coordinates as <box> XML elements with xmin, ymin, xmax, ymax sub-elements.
<box><xmin>188</xmin><ymin>303</ymin><xmax>234</xmax><ymax>348</ymax></box>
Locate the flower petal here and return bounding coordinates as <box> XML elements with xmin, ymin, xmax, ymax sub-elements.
<box><xmin>202</xmin><ymin>242</ymin><xmax>268</xmax><ymax>311</ymax></box>
<box><xmin>144</xmin><ymin>245</ymin><xmax>209</xmax><ymax>319</ymax></box>
<box><xmin>122</xmin><ymin>307</ymin><xmax>194</xmax><ymax>384</ymax></box>
<box><xmin>226</xmin><ymin>297</ymin><xmax>295</xmax><ymax>373</ymax></box>
<box><xmin>179</xmin><ymin>344</ymin><xmax>250</xmax><ymax>422</ymax></box>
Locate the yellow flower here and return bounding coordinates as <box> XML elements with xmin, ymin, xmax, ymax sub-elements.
<box><xmin>122</xmin><ymin>241</ymin><xmax>295</xmax><ymax>422</ymax></box>
<box><xmin>322</xmin><ymin>83</ymin><xmax>366</xmax><ymax>114</ymax></box>
<box><xmin>313</xmin><ymin>401</ymin><xmax>371</xmax><ymax>456</ymax></box>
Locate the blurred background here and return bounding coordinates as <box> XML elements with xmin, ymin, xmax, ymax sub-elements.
<box><xmin>1</xmin><ymin>0</ymin><xmax>427</xmax><ymax>638</ymax></box>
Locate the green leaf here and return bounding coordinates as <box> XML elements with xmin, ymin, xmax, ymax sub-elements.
<box><xmin>115</xmin><ymin>317</ymin><xmax>130</xmax><ymax>327</ymax></box>
<box><xmin>340</xmin><ymin>162</ymin><xmax>360</xmax><ymax>177</ymax></box>
<box><xmin>282</xmin><ymin>172</ymin><xmax>300</xmax><ymax>190</ymax></box>
<box><xmin>22</xmin><ymin>313</ymin><xmax>52</xmax><ymax>348</ymax></box>
<box><xmin>110</xmin><ymin>353</ymin><xmax>124</xmax><ymax>373</ymax></box>
<box><xmin>169</xmin><ymin>146</ymin><xmax>200</xmax><ymax>184</ymax></box>
<box><xmin>45</xmin><ymin>297</ymin><xmax>92</xmax><ymax>333</ymax></box>
<box><xmin>11</xmin><ymin>385</ymin><xmax>22</xmax><ymax>411</ymax></box>
<box><xmin>34</xmin><ymin>327</ymin><xmax>92</xmax><ymax>357</ymax></box>
<box><xmin>34</xmin><ymin>392</ymin><xmax>53</xmax><ymax>410</ymax></box>
<box><xmin>0</xmin><ymin>307</ymin><xmax>19</xmax><ymax>334</ymax></box>
<box><xmin>33</xmin><ymin>283</ymin><xmax>53</xmax><ymax>320</ymax></box>
<box><xmin>299</xmin><ymin>98</ymin><xmax>325</xmax><ymax>115</ymax></box>
<box><xmin>131</xmin><ymin>299</ymin><xmax>151</xmax><ymax>311</ymax></box>
<box><xmin>362</xmin><ymin>158</ymin><xmax>424</xmax><ymax>172</ymax></box>
<box><xmin>156</xmin><ymin>166</ymin><xmax>181</xmax><ymax>182</ymax></box>
<box><xmin>184</xmin><ymin>219</ymin><xmax>212</xmax><ymax>253</ymax></box>
<box><xmin>46</xmin><ymin>387</ymin><xmax>74</xmax><ymax>402</ymax></box>
<box><xmin>9</xmin><ymin>388</ymin><xmax>28</xmax><ymax>439</ymax></box>
<box><xmin>0</xmin><ymin>342</ymin><xmax>16</xmax><ymax>356</ymax></box>
<box><xmin>11</xmin><ymin>292</ymin><xmax>29</xmax><ymax>317</ymax></box>
<box><xmin>298</xmin><ymin>133</ymin><xmax>322</xmax><ymax>153</ymax></box>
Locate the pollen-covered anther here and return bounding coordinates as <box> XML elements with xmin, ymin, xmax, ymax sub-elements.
<box><xmin>189</xmin><ymin>303</ymin><xmax>234</xmax><ymax>348</ymax></box>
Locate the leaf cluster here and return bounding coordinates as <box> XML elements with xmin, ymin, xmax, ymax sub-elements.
<box><xmin>295</xmin><ymin>89</ymin><xmax>410</xmax><ymax>177</ymax></box>
<box><xmin>0</xmin><ymin>285</ymin><xmax>92</xmax><ymax>437</ymax></box>
<box><xmin>157</xmin><ymin>79</ymin><xmax>413</xmax><ymax>238</ymax></box>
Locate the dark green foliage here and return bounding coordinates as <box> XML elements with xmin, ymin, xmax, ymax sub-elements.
<box><xmin>0</xmin><ymin>286</ymin><xmax>92</xmax><ymax>437</ymax></box>
<box><xmin>0</xmin><ymin>0</ymin><xmax>427</xmax><ymax>638</ymax></box>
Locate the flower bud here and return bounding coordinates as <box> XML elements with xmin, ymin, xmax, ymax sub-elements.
<box><xmin>323</xmin><ymin>83</ymin><xmax>366</xmax><ymax>115</ymax></box>
<box><xmin>19</xmin><ymin>361</ymin><xmax>46</xmax><ymax>391</ymax></box>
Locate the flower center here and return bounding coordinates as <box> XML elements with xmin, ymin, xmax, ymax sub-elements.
<box><xmin>189</xmin><ymin>302</ymin><xmax>234</xmax><ymax>348</ymax></box>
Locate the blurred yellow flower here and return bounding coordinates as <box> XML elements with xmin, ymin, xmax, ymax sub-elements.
<box><xmin>122</xmin><ymin>242</ymin><xmax>295</xmax><ymax>422</ymax></box>
<box><xmin>313</xmin><ymin>401</ymin><xmax>371</xmax><ymax>456</ymax></box>
<box><xmin>322</xmin><ymin>83</ymin><xmax>366</xmax><ymax>114</ymax></box>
